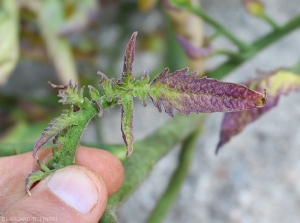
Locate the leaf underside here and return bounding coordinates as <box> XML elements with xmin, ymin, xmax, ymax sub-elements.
<box><xmin>216</xmin><ymin>70</ymin><xmax>300</xmax><ymax>153</ymax></box>
<box><xmin>149</xmin><ymin>68</ymin><xmax>267</xmax><ymax>117</ymax></box>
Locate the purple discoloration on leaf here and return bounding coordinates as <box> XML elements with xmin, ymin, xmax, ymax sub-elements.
<box><xmin>176</xmin><ymin>35</ymin><xmax>213</xmax><ymax>59</ymax></box>
<box><xmin>33</xmin><ymin>80</ymin><xmax>85</xmax><ymax>159</ymax></box>
<box><xmin>216</xmin><ymin>70</ymin><xmax>300</xmax><ymax>154</ymax></box>
<box><xmin>122</xmin><ymin>31</ymin><xmax>138</xmax><ymax>81</ymax></box>
<box><xmin>149</xmin><ymin>68</ymin><xmax>266</xmax><ymax>117</ymax></box>
<box><xmin>33</xmin><ymin>113</ymin><xmax>75</xmax><ymax>159</ymax></box>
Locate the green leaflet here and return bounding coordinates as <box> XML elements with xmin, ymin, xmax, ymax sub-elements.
<box><xmin>48</xmin><ymin>81</ymin><xmax>84</xmax><ymax>106</ymax></box>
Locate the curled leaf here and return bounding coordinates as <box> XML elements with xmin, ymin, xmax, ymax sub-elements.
<box><xmin>98</xmin><ymin>71</ymin><xmax>114</xmax><ymax>102</ymax></box>
<box><xmin>33</xmin><ymin>110</ymin><xmax>77</xmax><ymax>159</ymax></box>
<box><xmin>88</xmin><ymin>85</ymin><xmax>103</xmax><ymax>117</ymax></box>
<box><xmin>48</xmin><ymin>80</ymin><xmax>84</xmax><ymax>105</ymax></box>
<box><xmin>121</xmin><ymin>31</ymin><xmax>138</xmax><ymax>81</ymax></box>
<box><xmin>119</xmin><ymin>96</ymin><xmax>134</xmax><ymax>157</ymax></box>
<box><xmin>149</xmin><ymin>68</ymin><xmax>267</xmax><ymax>117</ymax></box>
<box><xmin>216</xmin><ymin>70</ymin><xmax>300</xmax><ymax>154</ymax></box>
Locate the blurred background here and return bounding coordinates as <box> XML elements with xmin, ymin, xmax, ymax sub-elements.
<box><xmin>1</xmin><ymin>0</ymin><xmax>300</xmax><ymax>222</ymax></box>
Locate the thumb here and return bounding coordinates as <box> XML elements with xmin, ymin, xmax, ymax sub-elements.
<box><xmin>2</xmin><ymin>166</ymin><xmax>107</xmax><ymax>223</ymax></box>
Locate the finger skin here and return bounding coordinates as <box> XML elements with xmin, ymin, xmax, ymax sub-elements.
<box><xmin>2</xmin><ymin>166</ymin><xmax>107</xmax><ymax>223</ymax></box>
<box><xmin>0</xmin><ymin>146</ymin><xmax>124</xmax><ymax>213</ymax></box>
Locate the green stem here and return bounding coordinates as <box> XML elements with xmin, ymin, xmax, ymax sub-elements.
<box><xmin>146</xmin><ymin>128</ymin><xmax>202</xmax><ymax>223</ymax></box>
<box><xmin>261</xmin><ymin>13</ymin><xmax>280</xmax><ymax>30</ymax></box>
<box><xmin>207</xmin><ymin>13</ymin><xmax>300</xmax><ymax>79</ymax></box>
<box><xmin>99</xmin><ymin>114</ymin><xmax>206</xmax><ymax>222</ymax></box>
<box><xmin>187</xmin><ymin>6</ymin><xmax>248</xmax><ymax>50</ymax></box>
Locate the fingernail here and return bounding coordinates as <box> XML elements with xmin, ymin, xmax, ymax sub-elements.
<box><xmin>47</xmin><ymin>168</ymin><xmax>98</xmax><ymax>214</ymax></box>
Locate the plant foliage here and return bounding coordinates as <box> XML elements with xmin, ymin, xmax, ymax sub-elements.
<box><xmin>216</xmin><ymin>70</ymin><xmax>300</xmax><ymax>153</ymax></box>
<box><xmin>26</xmin><ymin>32</ymin><xmax>268</xmax><ymax>194</ymax></box>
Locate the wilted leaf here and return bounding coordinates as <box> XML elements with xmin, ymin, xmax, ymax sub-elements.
<box><xmin>48</xmin><ymin>80</ymin><xmax>84</xmax><ymax>105</ymax></box>
<box><xmin>121</xmin><ymin>32</ymin><xmax>138</xmax><ymax>82</ymax></box>
<box><xmin>98</xmin><ymin>71</ymin><xmax>115</xmax><ymax>102</ymax></box>
<box><xmin>33</xmin><ymin>110</ymin><xmax>77</xmax><ymax>159</ymax></box>
<box><xmin>149</xmin><ymin>68</ymin><xmax>267</xmax><ymax>117</ymax></box>
<box><xmin>119</xmin><ymin>96</ymin><xmax>134</xmax><ymax>157</ymax></box>
<box><xmin>0</xmin><ymin>0</ymin><xmax>19</xmax><ymax>86</ymax></box>
<box><xmin>216</xmin><ymin>70</ymin><xmax>300</xmax><ymax>154</ymax></box>
<box><xmin>88</xmin><ymin>85</ymin><xmax>103</xmax><ymax>117</ymax></box>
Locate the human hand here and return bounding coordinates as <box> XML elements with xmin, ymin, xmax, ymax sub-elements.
<box><xmin>0</xmin><ymin>146</ymin><xmax>124</xmax><ymax>223</ymax></box>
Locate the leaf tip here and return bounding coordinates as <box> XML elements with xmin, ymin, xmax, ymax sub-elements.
<box><xmin>215</xmin><ymin>142</ymin><xmax>223</xmax><ymax>155</ymax></box>
<box><xmin>126</xmin><ymin>146</ymin><xmax>133</xmax><ymax>157</ymax></box>
<box><xmin>122</xmin><ymin>31</ymin><xmax>138</xmax><ymax>79</ymax></box>
<box><xmin>255</xmin><ymin>88</ymin><xmax>268</xmax><ymax>107</ymax></box>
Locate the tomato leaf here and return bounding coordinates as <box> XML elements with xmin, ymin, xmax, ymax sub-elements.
<box><xmin>33</xmin><ymin>109</ymin><xmax>77</xmax><ymax>159</ymax></box>
<box><xmin>149</xmin><ymin>68</ymin><xmax>267</xmax><ymax>117</ymax></box>
<box><xmin>121</xmin><ymin>31</ymin><xmax>138</xmax><ymax>82</ymax></box>
<box><xmin>48</xmin><ymin>80</ymin><xmax>84</xmax><ymax>106</ymax></box>
<box><xmin>216</xmin><ymin>70</ymin><xmax>300</xmax><ymax>154</ymax></box>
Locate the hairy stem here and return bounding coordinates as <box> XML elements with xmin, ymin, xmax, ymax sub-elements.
<box><xmin>99</xmin><ymin>114</ymin><xmax>206</xmax><ymax>222</ymax></box>
<box><xmin>146</xmin><ymin>128</ymin><xmax>202</xmax><ymax>223</ymax></box>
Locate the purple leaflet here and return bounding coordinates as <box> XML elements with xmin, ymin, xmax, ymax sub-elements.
<box><xmin>149</xmin><ymin>68</ymin><xmax>267</xmax><ymax>117</ymax></box>
<box><xmin>216</xmin><ymin>70</ymin><xmax>300</xmax><ymax>154</ymax></box>
<box><xmin>121</xmin><ymin>31</ymin><xmax>138</xmax><ymax>81</ymax></box>
<box><xmin>33</xmin><ymin>112</ymin><xmax>75</xmax><ymax>159</ymax></box>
